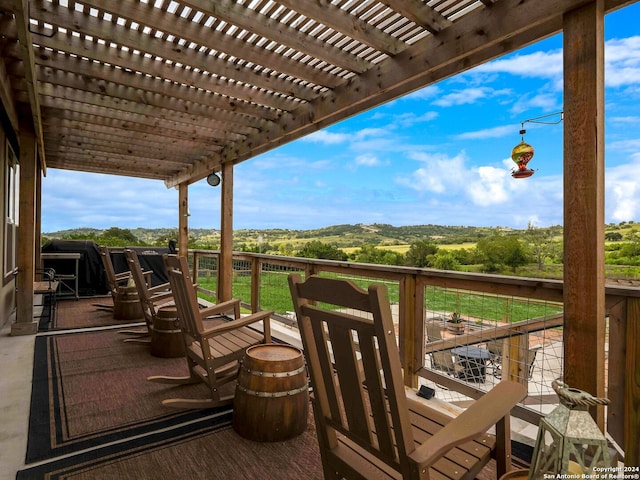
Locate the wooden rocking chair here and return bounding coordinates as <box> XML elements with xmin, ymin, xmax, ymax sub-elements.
<box><xmin>148</xmin><ymin>254</ymin><xmax>273</xmax><ymax>409</ymax></box>
<box><xmin>121</xmin><ymin>248</ymin><xmax>175</xmax><ymax>342</ymax></box>
<box><xmin>288</xmin><ymin>274</ymin><xmax>527</xmax><ymax>480</ymax></box>
<box><xmin>97</xmin><ymin>246</ymin><xmax>141</xmax><ymax>320</ymax></box>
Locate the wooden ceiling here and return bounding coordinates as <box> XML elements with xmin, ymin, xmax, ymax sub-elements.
<box><xmin>0</xmin><ymin>0</ymin><xmax>636</xmax><ymax>187</ymax></box>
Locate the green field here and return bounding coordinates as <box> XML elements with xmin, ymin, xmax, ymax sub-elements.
<box><xmin>196</xmin><ymin>271</ymin><xmax>562</xmax><ymax>323</ymax></box>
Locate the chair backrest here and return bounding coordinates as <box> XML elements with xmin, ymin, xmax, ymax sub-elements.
<box><xmin>163</xmin><ymin>254</ymin><xmax>204</xmax><ymax>343</ymax></box>
<box><xmin>487</xmin><ymin>339</ymin><xmax>503</xmax><ymax>356</ymax></box>
<box><xmin>288</xmin><ymin>274</ymin><xmax>416</xmax><ymax>474</ymax></box>
<box><xmin>426</xmin><ymin>320</ymin><xmax>442</xmax><ymax>341</ymax></box>
<box><xmin>124</xmin><ymin>249</ymin><xmax>163</xmax><ymax>325</ymax></box>
<box><xmin>426</xmin><ymin>321</ymin><xmax>456</xmax><ymax>372</ymax></box>
<box><xmin>99</xmin><ymin>246</ymin><xmax>126</xmax><ymax>298</ymax></box>
<box><xmin>526</xmin><ymin>346</ymin><xmax>541</xmax><ymax>379</ymax></box>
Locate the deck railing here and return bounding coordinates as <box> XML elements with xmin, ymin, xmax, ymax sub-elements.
<box><xmin>189</xmin><ymin>249</ymin><xmax>638</xmax><ymax>465</ymax></box>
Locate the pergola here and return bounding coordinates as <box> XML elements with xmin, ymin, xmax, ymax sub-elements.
<box><xmin>1</xmin><ymin>0</ymin><xmax>637</xmax><ymax>461</ymax></box>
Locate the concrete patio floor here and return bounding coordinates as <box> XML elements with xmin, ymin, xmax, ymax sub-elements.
<box><xmin>0</xmin><ymin>316</ymin><xmax>35</xmax><ymax>480</ymax></box>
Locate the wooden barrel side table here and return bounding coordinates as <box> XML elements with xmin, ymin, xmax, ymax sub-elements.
<box><xmin>233</xmin><ymin>343</ymin><xmax>309</xmax><ymax>442</ymax></box>
<box><xmin>113</xmin><ymin>285</ymin><xmax>143</xmax><ymax>320</ymax></box>
<box><xmin>150</xmin><ymin>306</ymin><xmax>185</xmax><ymax>358</ymax></box>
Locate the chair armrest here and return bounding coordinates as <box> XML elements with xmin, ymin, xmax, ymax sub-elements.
<box><xmin>115</xmin><ymin>272</ymin><xmax>130</xmax><ymax>282</ymax></box>
<box><xmin>149</xmin><ymin>291</ymin><xmax>174</xmax><ymax>305</ymax></box>
<box><xmin>200</xmin><ymin>310</ymin><xmax>273</xmax><ymax>338</ymax></box>
<box><xmin>408</xmin><ymin>381</ymin><xmax>527</xmax><ymax>468</ymax></box>
<box><xmin>198</xmin><ymin>298</ymin><xmax>241</xmax><ymax>319</ymax></box>
<box><xmin>148</xmin><ymin>282</ymin><xmax>171</xmax><ymax>294</ymax></box>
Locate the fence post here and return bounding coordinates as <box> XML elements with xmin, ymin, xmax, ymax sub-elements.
<box><xmin>192</xmin><ymin>251</ymin><xmax>199</xmax><ymax>283</ymax></box>
<box><xmin>504</xmin><ymin>333</ymin><xmax>530</xmax><ymax>386</ymax></box>
<box><xmin>250</xmin><ymin>256</ymin><xmax>261</xmax><ymax>313</ymax></box>
<box><xmin>399</xmin><ymin>274</ymin><xmax>420</xmax><ymax>388</ymax></box>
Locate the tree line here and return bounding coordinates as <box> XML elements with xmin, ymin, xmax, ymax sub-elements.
<box><xmin>44</xmin><ymin>221</ymin><xmax>640</xmax><ymax>277</ymax></box>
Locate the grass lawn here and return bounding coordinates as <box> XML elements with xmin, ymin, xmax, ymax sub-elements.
<box><xmin>196</xmin><ymin>271</ymin><xmax>562</xmax><ymax>323</ymax></box>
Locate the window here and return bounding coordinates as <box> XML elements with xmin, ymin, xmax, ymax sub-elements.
<box><xmin>4</xmin><ymin>142</ymin><xmax>19</xmax><ymax>280</ymax></box>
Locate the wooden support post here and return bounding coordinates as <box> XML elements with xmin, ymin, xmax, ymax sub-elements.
<box><xmin>563</xmin><ymin>1</ymin><xmax>606</xmax><ymax>428</ymax></box>
<box><xmin>35</xmin><ymin>167</ymin><xmax>42</xmax><ymax>268</ymax></box>
<box><xmin>12</xmin><ymin>127</ymin><xmax>38</xmax><ymax>335</ymax></box>
<box><xmin>178</xmin><ymin>182</ymin><xmax>188</xmax><ymax>256</ymax></box>
<box><xmin>218</xmin><ymin>162</ymin><xmax>233</xmax><ymax>302</ymax></box>
<box><xmin>399</xmin><ymin>275</ymin><xmax>419</xmax><ymax>388</ymax></box>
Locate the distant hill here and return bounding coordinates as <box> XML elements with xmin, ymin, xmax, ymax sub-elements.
<box><xmin>43</xmin><ymin>223</ymin><xmax>517</xmax><ymax>247</ymax></box>
<box><xmin>43</xmin><ymin>221</ymin><xmax>638</xmax><ymax>250</ymax></box>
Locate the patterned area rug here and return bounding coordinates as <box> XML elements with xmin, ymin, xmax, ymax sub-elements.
<box><xmin>17</xmin><ymin>413</ymin><xmax>321</xmax><ymax>480</ymax></box>
<box><xmin>38</xmin><ymin>297</ymin><xmax>145</xmax><ymax>332</ymax></box>
<box><xmin>26</xmin><ymin>329</ymin><xmax>233</xmax><ymax>463</ymax></box>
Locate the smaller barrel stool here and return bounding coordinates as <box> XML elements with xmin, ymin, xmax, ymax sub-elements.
<box><xmin>113</xmin><ymin>285</ymin><xmax>143</xmax><ymax>320</ymax></box>
<box><xmin>150</xmin><ymin>306</ymin><xmax>185</xmax><ymax>358</ymax></box>
<box><xmin>233</xmin><ymin>343</ymin><xmax>309</xmax><ymax>442</ymax></box>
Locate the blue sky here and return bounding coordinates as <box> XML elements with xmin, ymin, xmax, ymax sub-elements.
<box><xmin>42</xmin><ymin>4</ymin><xmax>640</xmax><ymax>232</ymax></box>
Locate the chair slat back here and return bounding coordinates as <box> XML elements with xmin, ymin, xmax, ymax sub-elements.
<box><xmin>426</xmin><ymin>321</ymin><xmax>457</xmax><ymax>372</ymax></box>
<box><xmin>288</xmin><ymin>274</ymin><xmax>415</xmax><ymax>471</ymax></box>
<box><xmin>163</xmin><ymin>255</ymin><xmax>203</xmax><ymax>342</ymax></box>
<box><xmin>99</xmin><ymin>246</ymin><xmax>125</xmax><ymax>299</ymax></box>
<box><xmin>124</xmin><ymin>249</ymin><xmax>156</xmax><ymax>324</ymax></box>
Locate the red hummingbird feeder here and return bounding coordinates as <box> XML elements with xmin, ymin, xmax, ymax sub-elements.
<box><xmin>511</xmin><ymin>139</ymin><xmax>535</xmax><ymax>178</ymax></box>
<box><xmin>509</xmin><ymin>111</ymin><xmax>563</xmax><ymax>179</ymax></box>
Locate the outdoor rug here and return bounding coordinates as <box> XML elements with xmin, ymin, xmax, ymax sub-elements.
<box><xmin>38</xmin><ymin>297</ymin><xmax>145</xmax><ymax>332</ymax></box>
<box><xmin>26</xmin><ymin>329</ymin><xmax>233</xmax><ymax>463</ymax></box>
<box><xmin>17</xmin><ymin>411</ymin><xmax>321</xmax><ymax>480</ymax></box>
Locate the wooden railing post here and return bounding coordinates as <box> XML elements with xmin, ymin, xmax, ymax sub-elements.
<box><xmin>192</xmin><ymin>251</ymin><xmax>199</xmax><ymax>284</ymax></box>
<box><xmin>399</xmin><ymin>274</ymin><xmax>420</xmax><ymax>388</ymax></box>
<box><xmin>625</xmin><ymin>298</ymin><xmax>640</xmax><ymax>466</ymax></box>
<box><xmin>250</xmin><ymin>256</ymin><xmax>261</xmax><ymax>313</ymax></box>
<box><xmin>178</xmin><ymin>182</ymin><xmax>188</xmax><ymax>255</ymax></box>
<box><xmin>504</xmin><ymin>334</ymin><xmax>530</xmax><ymax>386</ymax></box>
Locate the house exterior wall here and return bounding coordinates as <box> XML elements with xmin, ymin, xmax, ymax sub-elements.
<box><xmin>1</xmin><ymin>112</ymin><xmax>17</xmax><ymax>327</ymax></box>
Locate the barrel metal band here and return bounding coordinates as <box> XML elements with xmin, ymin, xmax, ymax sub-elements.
<box><xmin>242</xmin><ymin>364</ymin><xmax>306</xmax><ymax>378</ymax></box>
<box><xmin>150</xmin><ymin>327</ymin><xmax>182</xmax><ymax>333</ymax></box>
<box><xmin>237</xmin><ymin>384</ymin><xmax>309</xmax><ymax>398</ymax></box>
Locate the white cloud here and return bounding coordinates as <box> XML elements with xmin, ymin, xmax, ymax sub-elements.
<box><xmin>510</xmin><ymin>92</ymin><xmax>561</xmax><ymax>115</ymax></box>
<box><xmin>606</xmin><ymin>152</ymin><xmax>640</xmax><ymax>221</ymax></box>
<box><xmin>352</xmin><ymin>127</ymin><xmax>390</xmax><ymax>140</ymax></box>
<box><xmin>605</xmin><ymin>36</ymin><xmax>640</xmax><ymax>87</ymax></box>
<box><xmin>354</xmin><ymin>154</ymin><xmax>382</xmax><ymax>167</ymax></box>
<box><xmin>472</xmin><ymin>36</ymin><xmax>640</xmax><ymax>90</ymax></box>
<box><xmin>397</xmin><ymin>151</ymin><xmax>468</xmax><ymax>193</ymax></box>
<box><xmin>455</xmin><ymin>125</ymin><xmax>513</xmax><ymax>140</ymax></box>
<box><xmin>475</xmin><ymin>50</ymin><xmax>563</xmax><ymax>79</ymax></box>
<box><xmin>432</xmin><ymin>87</ymin><xmax>511</xmax><ymax>107</ymax></box>
<box><xmin>42</xmin><ymin>170</ymin><xmax>178</xmax><ymax>231</ymax></box>
<box><xmin>393</xmin><ymin>111</ymin><xmax>438</xmax><ymax>127</ymax></box>
<box><xmin>302</xmin><ymin>130</ymin><xmax>350</xmax><ymax>144</ymax></box>
<box><xmin>466</xmin><ymin>166</ymin><xmax>510</xmax><ymax>206</ymax></box>
<box><xmin>609</xmin><ymin>116</ymin><xmax>640</xmax><ymax>124</ymax></box>
<box><xmin>405</xmin><ymin>85</ymin><xmax>443</xmax><ymax>101</ymax></box>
